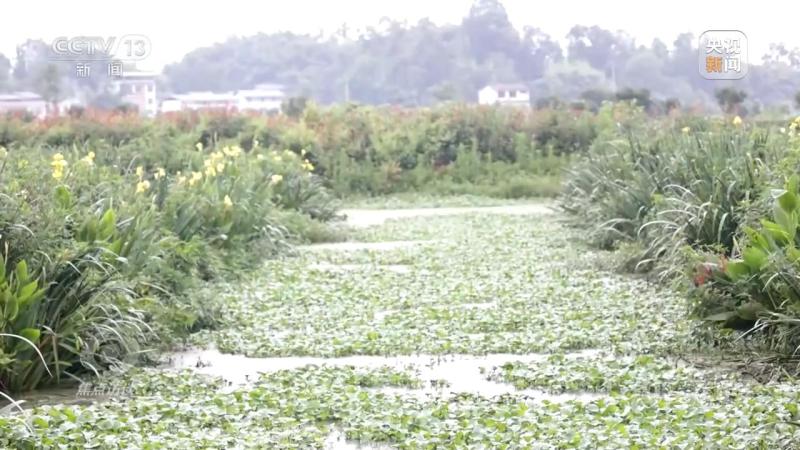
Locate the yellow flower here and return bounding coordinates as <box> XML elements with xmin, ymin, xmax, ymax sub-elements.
<box><xmin>196</xmin><ymin>142</ymin><xmax>203</xmax><ymax>152</ymax></box>
<box><xmin>301</xmin><ymin>149</ymin><xmax>307</xmax><ymax>157</ymax></box>
<box><xmin>177</xmin><ymin>175</ymin><xmax>187</xmax><ymax>185</ymax></box>
<box><xmin>154</xmin><ymin>167</ymin><xmax>166</xmax><ymax>180</ymax></box>
<box><xmin>273</xmin><ymin>155</ymin><xmax>282</xmax><ymax>162</ymax></box>
<box><xmin>223</xmin><ymin>146</ymin><xmax>242</xmax><ymax>158</ymax></box>
<box><xmin>780</xmin><ymin>127</ymin><xmax>787</xmax><ymax>134</ymax></box>
<box><xmin>732</xmin><ymin>116</ymin><xmax>742</xmax><ymax>126</ymax></box>
<box><xmin>270</xmin><ymin>174</ymin><xmax>283</xmax><ymax>185</ymax></box>
<box><xmin>84</xmin><ymin>151</ymin><xmax>95</xmax><ymax>163</ymax></box>
<box><xmin>136</xmin><ymin>180</ymin><xmax>151</xmax><ymax>193</ymax></box>
<box><xmin>223</xmin><ymin>195</ymin><xmax>233</xmax><ymax>210</ymax></box>
<box><xmin>302</xmin><ymin>159</ymin><xmax>314</xmax><ymax>172</ymax></box>
<box><xmin>51</xmin><ymin>153</ymin><xmax>68</xmax><ymax>180</ymax></box>
<box><xmin>135</xmin><ymin>166</ymin><xmax>144</xmax><ymax>179</ymax></box>
<box><xmin>216</xmin><ymin>162</ymin><xmax>225</xmax><ymax>173</ymax></box>
<box><xmin>681</xmin><ymin>127</ymin><xmax>690</xmax><ymax>134</ymax></box>
<box><xmin>205</xmin><ymin>166</ymin><xmax>217</xmax><ymax>177</ymax></box>
<box><xmin>189</xmin><ymin>171</ymin><xmax>203</xmax><ymax>186</ymax></box>
<box><xmin>253</xmin><ymin>138</ymin><xmax>260</xmax><ymax>148</ymax></box>
<box><xmin>256</xmin><ymin>154</ymin><xmax>266</xmax><ymax>161</ymax></box>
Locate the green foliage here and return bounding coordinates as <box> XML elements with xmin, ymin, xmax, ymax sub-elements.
<box><xmin>694</xmin><ymin>175</ymin><xmax>800</xmax><ymax>355</ymax></box>
<box><xmin>0</xmin><ymin>122</ymin><xmax>338</xmax><ymax>394</ymax></box>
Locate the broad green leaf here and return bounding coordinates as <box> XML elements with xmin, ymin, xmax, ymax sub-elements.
<box><xmin>4</xmin><ymin>296</ymin><xmax>18</xmax><ymax>321</ymax></box>
<box><xmin>778</xmin><ymin>190</ymin><xmax>799</xmax><ymax>213</ymax></box>
<box><xmin>15</xmin><ymin>260</ymin><xmax>28</xmax><ymax>284</ymax></box>
<box><xmin>773</xmin><ymin>207</ymin><xmax>797</xmax><ymax>242</ymax></box>
<box><xmin>725</xmin><ymin>260</ymin><xmax>750</xmax><ymax>280</ymax></box>
<box><xmin>761</xmin><ymin>219</ymin><xmax>790</xmax><ymax>244</ymax></box>
<box><xmin>18</xmin><ymin>327</ymin><xmax>40</xmax><ymax>343</ymax></box>
<box><xmin>742</xmin><ymin>247</ymin><xmax>768</xmax><ymax>271</ymax></box>
<box><xmin>788</xmin><ymin>174</ymin><xmax>799</xmax><ymax>198</ymax></box>
<box><xmin>98</xmin><ymin>209</ymin><xmax>116</xmax><ymax>241</ymax></box>
<box><xmin>54</xmin><ymin>185</ymin><xmax>72</xmax><ymax>209</ymax></box>
<box><xmin>17</xmin><ymin>280</ymin><xmax>38</xmax><ymax>302</ymax></box>
<box><xmin>736</xmin><ymin>301</ymin><xmax>766</xmax><ymax>320</ymax></box>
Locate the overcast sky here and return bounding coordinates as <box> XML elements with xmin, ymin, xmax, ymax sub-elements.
<box><xmin>2</xmin><ymin>1</ymin><xmax>798</xmax><ymax>71</ymax></box>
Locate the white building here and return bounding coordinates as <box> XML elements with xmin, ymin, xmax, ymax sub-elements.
<box><xmin>161</xmin><ymin>84</ymin><xmax>287</xmax><ymax>114</ymax></box>
<box><xmin>111</xmin><ymin>71</ymin><xmax>158</xmax><ymax>116</ymax></box>
<box><xmin>478</xmin><ymin>83</ymin><xmax>530</xmax><ymax>107</ymax></box>
<box><xmin>235</xmin><ymin>83</ymin><xmax>286</xmax><ymax>113</ymax></box>
<box><xmin>0</xmin><ymin>92</ymin><xmax>47</xmax><ymax>118</ymax></box>
<box><xmin>160</xmin><ymin>92</ymin><xmax>238</xmax><ymax>113</ymax></box>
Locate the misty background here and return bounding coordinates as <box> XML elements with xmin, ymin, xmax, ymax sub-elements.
<box><xmin>2</xmin><ymin>0</ymin><xmax>800</xmax><ymax>113</ymax></box>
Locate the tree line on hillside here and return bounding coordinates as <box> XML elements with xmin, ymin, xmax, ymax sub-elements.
<box><xmin>2</xmin><ymin>0</ymin><xmax>800</xmax><ymax>113</ymax></box>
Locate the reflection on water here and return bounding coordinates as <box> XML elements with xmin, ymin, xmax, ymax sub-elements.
<box><xmin>340</xmin><ymin>204</ymin><xmax>553</xmax><ymax>228</ymax></box>
<box><xmin>302</xmin><ymin>240</ymin><xmax>431</xmax><ymax>252</ymax></box>
<box><xmin>167</xmin><ymin>347</ymin><xmax>602</xmax><ymax>401</ymax></box>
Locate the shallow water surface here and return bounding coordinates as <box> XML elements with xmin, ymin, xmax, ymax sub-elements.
<box><xmin>168</xmin><ymin>347</ymin><xmax>602</xmax><ymax>401</ymax></box>
<box><xmin>341</xmin><ymin>204</ymin><xmax>553</xmax><ymax>227</ymax></box>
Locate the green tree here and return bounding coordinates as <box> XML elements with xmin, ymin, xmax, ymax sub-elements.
<box><xmin>0</xmin><ymin>54</ymin><xmax>10</xmax><ymax>92</ymax></box>
<box><xmin>715</xmin><ymin>87</ymin><xmax>747</xmax><ymax>114</ymax></box>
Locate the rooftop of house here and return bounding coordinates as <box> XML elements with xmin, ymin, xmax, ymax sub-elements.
<box><xmin>165</xmin><ymin>92</ymin><xmax>237</xmax><ymax>102</ymax></box>
<box><xmin>0</xmin><ymin>92</ymin><xmax>45</xmax><ymax>102</ymax></box>
<box><xmin>483</xmin><ymin>83</ymin><xmax>529</xmax><ymax>92</ymax></box>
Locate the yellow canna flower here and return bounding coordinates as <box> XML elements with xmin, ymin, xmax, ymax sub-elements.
<box><xmin>223</xmin><ymin>146</ymin><xmax>242</xmax><ymax>158</ymax></box>
<box><xmin>216</xmin><ymin>162</ymin><xmax>225</xmax><ymax>173</ymax></box>
<box><xmin>81</xmin><ymin>151</ymin><xmax>95</xmax><ymax>166</ymax></box>
<box><xmin>189</xmin><ymin>171</ymin><xmax>203</xmax><ymax>186</ymax></box>
<box><xmin>681</xmin><ymin>127</ymin><xmax>690</xmax><ymax>134</ymax></box>
<box><xmin>51</xmin><ymin>153</ymin><xmax>68</xmax><ymax>179</ymax></box>
<box><xmin>270</xmin><ymin>174</ymin><xmax>283</xmax><ymax>185</ymax></box>
<box><xmin>223</xmin><ymin>195</ymin><xmax>233</xmax><ymax>210</ymax></box>
<box><xmin>205</xmin><ymin>166</ymin><xmax>217</xmax><ymax>177</ymax></box>
<box><xmin>177</xmin><ymin>175</ymin><xmax>187</xmax><ymax>185</ymax></box>
<box><xmin>196</xmin><ymin>142</ymin><xmax>203</xmax><ymax>152</ymax></box>
<box><xmin>135</xmin><ymin>166</ymin><xmax>144</xmax><ymax>179</ymax></box>
<box><xmin>136</xmin><ymin>180</ymin><xmax>151</xmax><ymax>193</ymax></box>
<box><xmin>154</xmin><ymin>167</ymin><xmax>166</xmax><ymax>180</ymax></box>
<box><xmin>732</xmin><ymin>116</ymin><xmax>742</xmax><ymax>126</ymax></box>
<box><xmin>302</xmin><ymin>159</ymin><xmax>314</xmax><ymax>172</ymax></box>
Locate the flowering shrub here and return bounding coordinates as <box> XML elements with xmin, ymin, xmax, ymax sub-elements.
<box><xmin>0</xmin><ymin>135</ymin><xmax>337</xmax><ymax>393</ymax></box>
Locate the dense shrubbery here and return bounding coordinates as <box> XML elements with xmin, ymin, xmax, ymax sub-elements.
<box><xmin>2</xmin><ymin>104</ymin><xmax>597</xmax><ymax>199</ymax></box>
<box><xmin>0</xmin><ymin>133</ymin><xmax>336</xmax><ymax>393</ymax></box>
<box><xmin>562</xmin><ymin>111</ymin><xmax>800</xmax><ymax>360</ymax></box>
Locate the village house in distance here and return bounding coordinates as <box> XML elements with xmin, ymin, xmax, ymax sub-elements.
<box><xmin>478</xmin><ymin>83</ymin><xmax>531</xmax><ymax>107</ymax></box>
<box><xmin>161</xmin><ymin>83</ymin><xmax>286</xmax><ymax>114</ymax></box>
<box><xmin>111</xmin><ymin>70</ymin><xmax>159</xmax><ymax>117</ymax></box>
